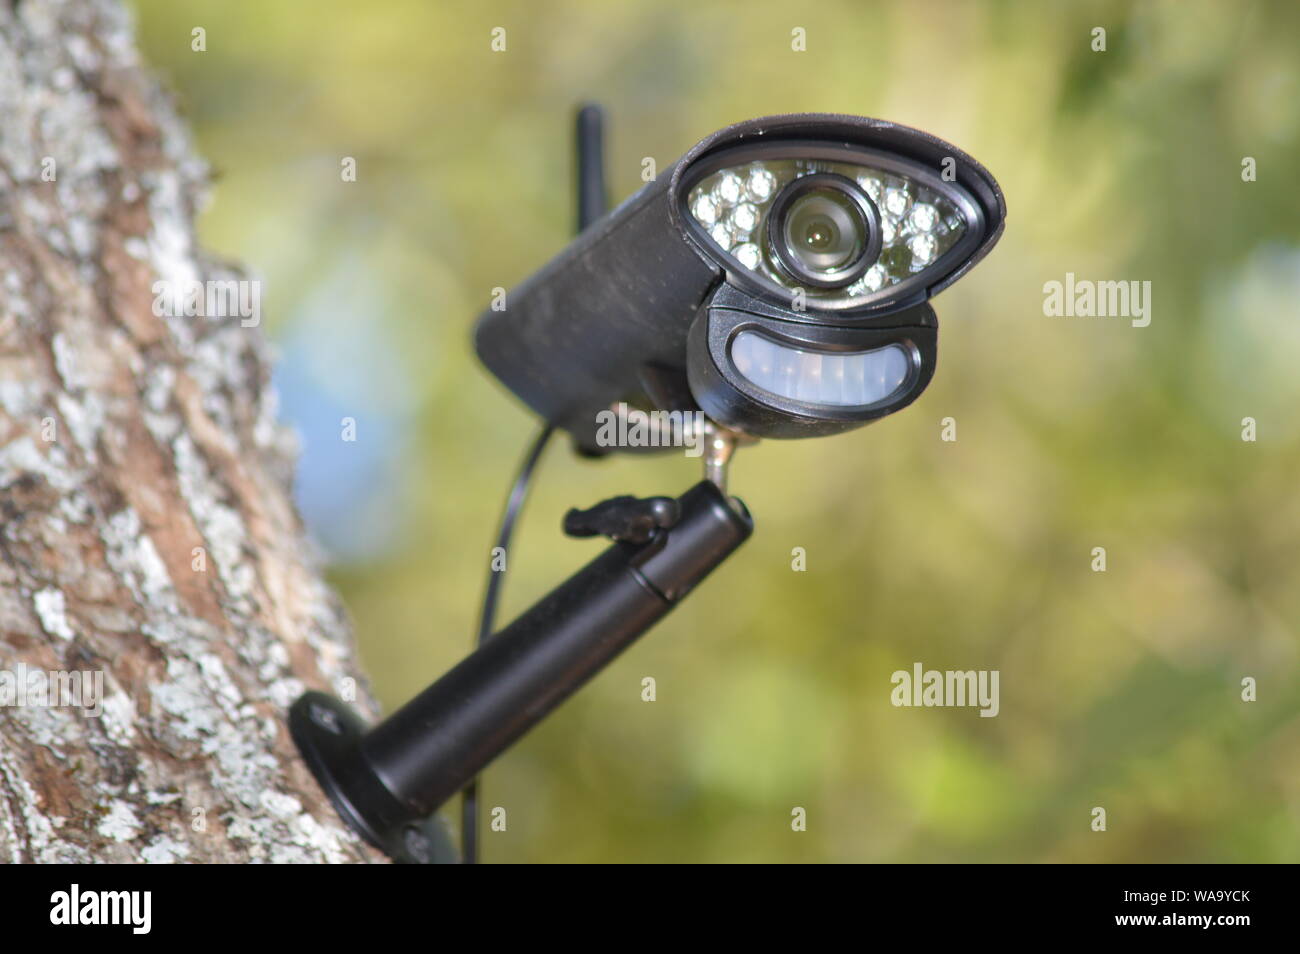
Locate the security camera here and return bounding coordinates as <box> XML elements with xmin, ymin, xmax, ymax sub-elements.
<box><xmin>292</xmin><ymin>111</ymin><xmax>1006</xmax><ymax>864</ymax></box>
<box><xmin>475</xmin><ymin>113</ymin><xmax>1006</xmax><ymax>446</ymax></box>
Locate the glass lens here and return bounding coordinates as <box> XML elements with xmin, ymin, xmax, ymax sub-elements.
<box><xmin>781</xmin><ymin>189</ymin><xmax>864</xmax><ymax>274</ymax></box>
<box><xmin>684</xmin><ymin>157</ymin><xmax>970</xmax><ymax>303</ymax></box>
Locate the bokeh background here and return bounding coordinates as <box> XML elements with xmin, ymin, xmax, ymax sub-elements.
<box><xmin>128</xmin><ymin>0</ymin><xmax>1300</xmax><ymax>862</ymax></box>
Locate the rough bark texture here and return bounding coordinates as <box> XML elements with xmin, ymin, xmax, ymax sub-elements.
<box><xmin>0</xmin><ymin>0</ymin><xmax>383</xmax><ymax>862</ymax></box>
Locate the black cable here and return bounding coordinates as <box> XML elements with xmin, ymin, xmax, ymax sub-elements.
<box><xmin>461</xmin><ymin>105</ymin><xmax>599</xmax><ymax>863</ymax></box>
<box><xmin>461</xmin><ymin>424</ymin><xmax>554</xmax><ymax>864</ymax></box>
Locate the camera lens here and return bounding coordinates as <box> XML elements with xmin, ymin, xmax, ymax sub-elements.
<box><xmin>784</xmin><ymin>192</ymin><xmax>861</xmax><ymax>272</ymax></box>
<box><xmin>767</xmin><ymin>174</ymin><xmax>880</xmax><ymax>289</ymax></box>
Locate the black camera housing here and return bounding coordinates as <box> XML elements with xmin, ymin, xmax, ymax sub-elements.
<box><xmin>474</xmin><ymin>113</ymin><xmax>1006</xmax><ymax>451</ymax></box>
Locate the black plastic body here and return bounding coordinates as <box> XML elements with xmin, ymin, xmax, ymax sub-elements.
<box><xmin>474</xmin><ymin>113</ymin><xmax>1006</xmax><ymax>450</ymax></box>
<box><xmin>290</xmin><ymin>480</ymin><xmax>752</xmax><ymax>862</ymax></box>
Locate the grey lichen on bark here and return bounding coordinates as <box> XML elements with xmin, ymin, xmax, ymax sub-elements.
<box><xmin>0</xmin><ymin>0</ymin><xmax>383</xmax><ymax>862</ymax></box>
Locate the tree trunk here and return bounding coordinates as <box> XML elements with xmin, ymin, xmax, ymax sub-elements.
<box><xmin>0</xmin><ymin>0</ymin><xmax>383</xmax><ymax>862</ymax></box>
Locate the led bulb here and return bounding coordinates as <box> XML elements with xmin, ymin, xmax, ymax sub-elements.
<box><xmin>847</xmin><ymin>263</ymin><xmax>888</xmax><ymax>296</ymax></box>
<box><xmin>692</xmin><ymin>193</ymin><xmax>719</xmax><ymax>226</ymax></box>
<box><xmin>731</xmin><ymin>201</ymin><xmax>759</xmax><ymax>233</ymax></box>
<box><xmin>908</xmin><ymin>203</ymin><xmax>938</xmax><ymax>232</ymax></box>
<box><xmin>716</xmin><ymin>173</ymin><xmax>743</xmax><ymax>205</ymax></box>
<box><xmin>883</xmin><ymin>187</ymin><xmax>911</xmax><ymax>217</ymax></box>
<box><xmin>856</xmin><ymin>175</ymin><xmax>882</xmax><ymax>200</ymax></box>
<box><xmin>909</xmin><ymin>233</ymin><xmax>937</xmax><ymax>266</ymax></box>
<box><xmin>746</xmin><ymin>168</ymin><xmax>776</xmax><ymax>202</ymax></box>
<box><xmin>733</xmin><ymin>242</ymin><xmax>761</xmax><ymax>270</ymax></box>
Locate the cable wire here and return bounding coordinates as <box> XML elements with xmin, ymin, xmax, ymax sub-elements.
<box><xmin>460</xmin><ymin>424</ymin><xmax>554</xmax><ymax>863</ymax></box>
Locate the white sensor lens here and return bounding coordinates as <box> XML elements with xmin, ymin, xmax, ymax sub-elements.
<box><xmin>730</xmin><ymin>331</ymin><xmax>910</xmax><ymax>406</ymax></box>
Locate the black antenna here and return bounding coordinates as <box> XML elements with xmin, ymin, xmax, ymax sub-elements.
<box><xmin>576</xmin><ymin>103</ymin><xmax>608</xmax><ymax>231</ymax></box>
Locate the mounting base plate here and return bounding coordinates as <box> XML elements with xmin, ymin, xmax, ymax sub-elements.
<box><xmin>289</xmin><ymin>691</ymin><xmax>457</xmax><ymax>864</ymax></box>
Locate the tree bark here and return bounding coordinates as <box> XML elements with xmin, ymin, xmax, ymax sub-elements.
<box><xmin>0</xmin><ymin>0</ymin><xmax>383</xmax><ymax>862</ymax></box>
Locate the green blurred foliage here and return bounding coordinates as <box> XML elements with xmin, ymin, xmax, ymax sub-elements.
<box><xmin>130</xmin><ymin>0</ymin><xmax>1300</xmax><ymax>862</ymax></box>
